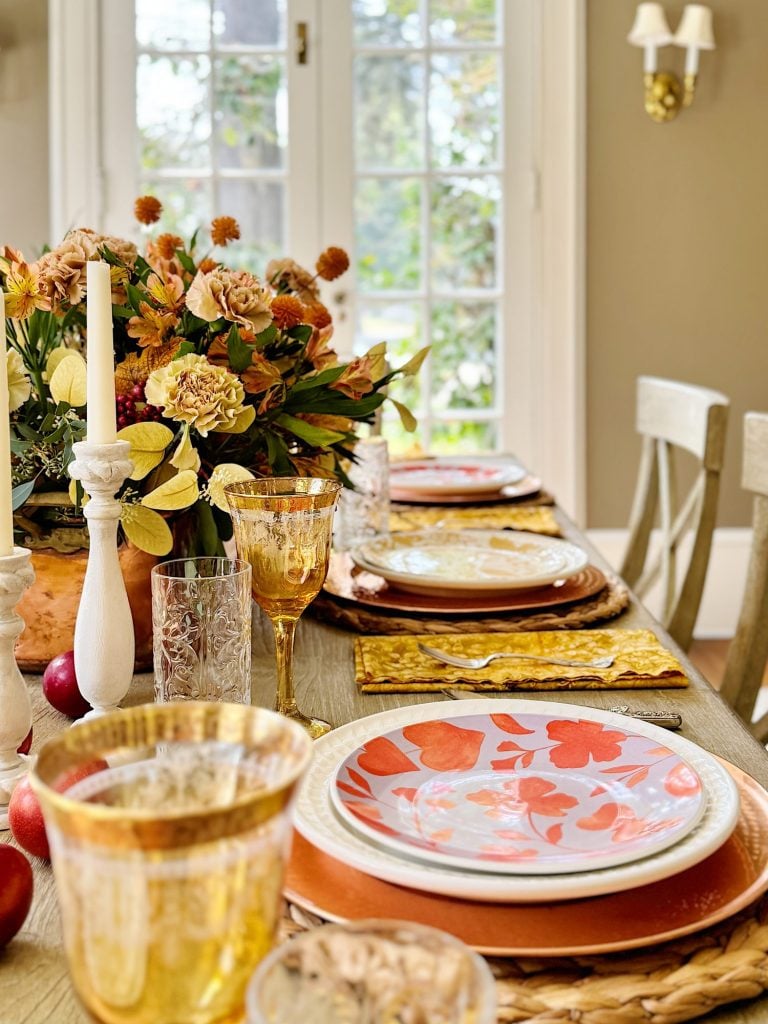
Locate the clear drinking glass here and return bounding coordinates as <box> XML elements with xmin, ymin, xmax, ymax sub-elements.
<box><xmin>334</xmin><ymin>437</ymin><xmax>390</xmax><ymax>552</ymax></box>
<box><xmin>151</xmin><ymin>557</ymin><xmax>252</xmax><ymax>704</ymax></box>
<box><xmin>245</xmin><ymin>920</ymin><xmax>497</xmax><ymax>1024</ymax></box>
<box><xmin>225</xmin><ymin>477</ymin><xmax>341</xmax><ymax>739</ymax></box>
<box><xmin>31</xmin><ymin>702</ymin><xmax>313</xmax><ymax>1024</ymax></box>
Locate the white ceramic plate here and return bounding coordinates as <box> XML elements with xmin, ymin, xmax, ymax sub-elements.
<box><xmin>294</xmin><ymin>700</ymin><xmax>740</xmax><ymax>903</ymax></box>
<box><xmin>389</xmin><ymin>460</ymin><xmax>527</xmax><ymax>496</ymax></box>
<box><xmin>329</xmin><ymin>710</ymin><xmax>707</xmax><ymax>875</ymax></box>
<box><xmin>352</xmin><ymin>530</ymin><xmax>589</xmax><ymax>594</ymax></box>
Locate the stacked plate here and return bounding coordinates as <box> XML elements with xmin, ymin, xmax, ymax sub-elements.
<box><xmin>389</xmin><ymin>457</ymin><xmax>541</xmax><ymax>505</ymax></box>
<box><xmin>288</xmin><ymin>699</ymin><xmax>768</xmax><ymax>956</ymax></box>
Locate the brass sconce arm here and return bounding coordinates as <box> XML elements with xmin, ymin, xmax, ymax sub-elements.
<box><xmin>642</xmin><ymin>70</ymin><xmax>697</xmax><ymax>123</ymax></box>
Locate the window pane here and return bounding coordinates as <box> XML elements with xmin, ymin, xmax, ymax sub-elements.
<box><xmin>430</xmin><ymin>53</ymin><xmax>500</xmax><ymax>169</ymax></box>
<box><xmin>217</xmin><ymin>178</ymin><xmax>285</xmax><ymax>271</ymax></box>
<box><xmin>356</xmin><ymin>178</ymin><xmax>422</xmax><ymax>291</ymax></box>
<box><xmin>138</xmin><ymin>55</ymin><xmax>211</xmax><ymax>171</ymax></box>
<box><xmin>429</xmin><ymin>0</ymin><xmax>498</xmax><ymax>44</ymax></box>
<box><xmin>355</xmin><ymin>56</ymin><xmax>425</xmax><ymax>171</ymax></box>
<box><xmin>213</xmin><ymin>0</ymin><xmax>285</xmax><ymax>47</ymax></box>
<box><xmin>140</xmin><ymin>179</ymin><xmax>213</xmax><ymax>241</ymax></box>
<box><xmin>136</xmin><ymin>0</ymin><xmax>211</xmax><ymax>50</ymax></box>
<box><xmin>431</xmin><ymin>176</ymin><xmax>499</xmax><ymax>290</ymax></box>
<box><xmin>357</xmin><ymin>301</ymin><xmax>423</xmax><ymax>410</ymax></box>
<box><xmin>431</xmin><ymin>300</ymin><xmax>496</xmax><ymax>410</ymax></box>
<box><xmin>353</xmin><ymin>0</ymin><xmax>422</xmax><ymax>47</ymax></box>
<box><xmin>382</xmin><ymin>416</ymin><xmax>428</xmax><ymax>458</ymax></box>
<box><xmin>431</xmin><ymin>421</ymin><xmax>498</xmax><ymax>453</ymax></box>
<box><xmin>215</xmin><ymin>55</ymin><xmax>287</xmax><ymax>170</ymax></box>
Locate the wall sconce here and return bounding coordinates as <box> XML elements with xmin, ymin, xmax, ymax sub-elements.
<box><xmin>628</xmin><ymin>3</ymin><xmax>716</xmax><ymax>123</ymax></box>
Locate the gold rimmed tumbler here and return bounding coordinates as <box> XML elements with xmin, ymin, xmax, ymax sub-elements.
<box><xmin>31</xmin><ymin>702</ymin><xmax>312</xmax><ymax>1024</ymax></box>
<box><xmin>225</xmin><ymin>477</ymin><xmax>341</xmax><ymax>739</ymax></box>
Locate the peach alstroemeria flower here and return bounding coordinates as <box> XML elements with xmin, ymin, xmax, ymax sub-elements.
<box><xmin>305</xmin><ymin>326</ymin><xmax>337</xmax><ymax>371</ymax></box>
<box><xmin>4</xmin><ymin>261</ymin><xmax>50</xmax><ymax>320</ymax></box>
<box><xmin>127</xmin><ymin>302</ymin><xmax>179</xmax><ymax>349</ymax></box>
<box><xmin>329</xmin><ymin>354</ymin><xmax>375</xmax><ymax>399</ymax></box>
<box><xmin>146</xmin><ymin>272</ymin><xmax>185</xmax><ymax>312</ymax></box>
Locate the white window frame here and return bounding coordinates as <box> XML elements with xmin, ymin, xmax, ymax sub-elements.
<box><xmin>48</xmin><ymin>0</ymin><xmax>585</xmax><ymax>521</ymax></box>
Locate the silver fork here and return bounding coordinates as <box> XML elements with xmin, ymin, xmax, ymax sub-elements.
<box><xmin>418</xmin><ymin>642</ymin><xmax>615</xmax><ymax>671</ymax></box>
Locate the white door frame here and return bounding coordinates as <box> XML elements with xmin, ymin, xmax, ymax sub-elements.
<box><xmin>48</xmin><ymin>0</ymin><xmax>586</xmax><ymax>522</ymax></box>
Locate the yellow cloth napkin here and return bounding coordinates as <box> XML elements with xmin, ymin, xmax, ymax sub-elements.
<box><xmin>389</xmin><ymin>505</ymin><xmax>561</xmax><ymax>536</ymax></box>
<box><xmin>354</xmin><ymin>629</ymin><xmax>688</xmax><ymax>693</ymax></box>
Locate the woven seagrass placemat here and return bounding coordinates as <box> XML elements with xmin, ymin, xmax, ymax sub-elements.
<box><xmin>280</xmin><ymin>892</ymin><xmax>768</xmax><ymax>1024</ymax></box>
<box><xmin>310</xmin><ymin>573</ymin><xmax>630</xmax><ymax>635</ymax></box>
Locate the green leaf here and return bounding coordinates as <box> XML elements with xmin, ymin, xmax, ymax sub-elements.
<box><xmin>10</xmin><ymin>439</ymin><xmax>33</xmax><ymax>454</ymax></box>
<box><xmin>276</xmin><ymin>413</ymin><xmax>346</xmax><ymax>446</ymax></box>
<box><xmin>189</xmin><ymin>228</ymin><xmax>199</xmax><ymax>253</ymax></box>
<box><xmin>265</xmin><ymin>432</ymin><xmax>292</xmax><ymax>474</ymax></box>
<box><xmin>255</xmin><ymin>323</ymin><xmax>277</xmax><ymax>348</ymax></box>
<box><xmin>227</xmin><ymin>324</ymin><xmax>253</xmax><ymax>373</ymax></box>
<box><xmin>125</xmin><ymin>282</ymin><xmax>145</xmax><ymax>315</ymax></box>
<box><xmin>286</xmin><ymin>324</ymin><xmax>313</xmax><ymax>344</ymax></box>
<box><xmin>174</xmin><ymin>340</ymin><xmax>196</xmax><ymax>358</ymax></box>
<box><xmin>176</xmin><ymin>249</ymin><xmax>197</xmax><ymax>275</ymax></box>
<box><xmin>289</xmin><ymin>365</ymin><xmax>347</xmax><ymax>394</ymax></box>
<box><xmin>195</xmin><ymin>500</ymin><xmax>223</xmax><ymax>556</ymax></box>
<box><xmin>12</xmin><ymin>479</ymin><xmax>36</xmax><ymax>510</ymax></box>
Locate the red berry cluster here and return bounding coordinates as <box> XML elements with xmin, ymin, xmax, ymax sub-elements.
<box><xmin>116</xmin><ymin>384</ymin><xmax>164</xmax><ymax>428</ymax></box>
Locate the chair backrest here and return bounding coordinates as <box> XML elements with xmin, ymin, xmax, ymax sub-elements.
<box><xmin>719</xmin><ymin>412</ymin><xmax>768</xmax><ymax>740</ymax></box>
<box><xmin>620</xmin><ymin>376</ymin><xmax>729</xmax><ymax>651</ymax></box>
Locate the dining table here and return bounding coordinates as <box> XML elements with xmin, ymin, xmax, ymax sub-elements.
<box><xmin>2</xmin><ymin>502</ymin><xmax>768</xmax><ymax>1024</ymax></box>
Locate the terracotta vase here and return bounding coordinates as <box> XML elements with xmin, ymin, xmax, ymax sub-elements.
<box><xmin>15</xmin><ymin>543</ymin><xmax>157</xmax><ymax>673</ymax></box>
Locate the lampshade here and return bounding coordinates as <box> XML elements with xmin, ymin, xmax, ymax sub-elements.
<box><xmin>674</xmin><ymin>4</ymin><xmax>716</xmax><ymax>49</ymax></box>
<box><xmin>628</xmin><ymin>3</ymin><xmax>674</xmax><ymax>47</ymax></box>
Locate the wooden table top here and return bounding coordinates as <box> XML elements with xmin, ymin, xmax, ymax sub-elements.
<box><xmin>1</xmin><ymin>510</ymin><xmax>767</xmax><ymax>1024</ymax></box>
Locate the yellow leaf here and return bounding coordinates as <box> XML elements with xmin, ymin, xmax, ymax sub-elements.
<box><xmin>46</xmin><ymin>347</ymin><xmax>81</xmax><ymax>378</ymax></box>
<box><xmin>67</xmin><ymin>479</ymin><xmax>88</xmax><ymax>507</ymax></box>
<box><xmin>116</xmin><ymin>422</ymin><xmax>174</xmax><ymax>480</ymax></box>
<box><xmin>364</xmin><ymin>341</ymin><xmax>388</xmax><ymax>380</ymax></box>
<box><xmin>214</xmin><ymin>404</ymin><xmax>256</xmax><ymax>434</ymax></box>
<box><xmin>169</xmin><ymin>427</ymin><xmax>201</xmax><ymax>472</ymax></box>
<box><xmin>206</xmin><ymin>463</ymin><xmax>255</xmax><ymax>511</ymax></box>
<box><xmin>120</xmin><ymin>504</ymin><xmax>173</xmax><ymax>556</ymax></box>
<box><xmin>398</xmin><ymin>345</ymin><xmax>430</xmax><ymax>377</ymax></box>
<box><xmin>49</xmin><ymin>351</ymin><xmax>87</xmax><ymax>406</ymax></box>
<box><xmin>141</xmin><ymin>470</ymin><xmax>199</xmax><ymax>511</ymax></box>
<box><xmin>389</xmin><ymin>397</ymin><xmax>418</xmax><ymax>433</ymax></box>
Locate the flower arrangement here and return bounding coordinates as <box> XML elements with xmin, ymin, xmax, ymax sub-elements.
<box><xmin>1</xmin><ymin>199</ymin><xmax>425</xmax><ymax>556</ymax></box>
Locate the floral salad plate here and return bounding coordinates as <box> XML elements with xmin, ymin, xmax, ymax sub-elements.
<box><xmin>351</xmin><ymin>530</ymin><xmax>589</xmax><ymax>595</ymax></box>
<box><xmin>330</xmin><ymin>711</ymin><xmax>707</xmax><ymax>875</ymax></box>
<box><xmin>389</xmin><ymin>460</ymin><xmax>527</xmax><ymax>496</ymax></box>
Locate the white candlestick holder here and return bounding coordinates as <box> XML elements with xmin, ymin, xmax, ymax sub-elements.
<box><xmin>0</xmin><ymin>546</ymin><xmax>35</xmax><ymax>829</ymax></box>
<box><xmin>69</xmin><ymin>440</ymin><xmax>135</xmax><ymax>720</ymax></box>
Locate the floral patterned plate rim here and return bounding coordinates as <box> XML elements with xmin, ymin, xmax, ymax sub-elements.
<box><xmin>389</xmin><ymin>460</ymin><xmax>527</xmax><ymax>496</ymax></box>
<box><xmin>329</xmin><ymin>712</ymin><xmax>707</xmax><ymax>875</ymax></box>
<box><xmin>352</xmin><ymin>530</ymin><xmax>589</xmax><ymax>594</ymax></box>
<box><xmin>294</xmin><ymin>700</ymin><xmax>740</xmax><ymax>903</ymax></box>
<box><xmin>389</xmin><ymin>474</ymin><xmax>543</xmax><ymax>506</ymax></box>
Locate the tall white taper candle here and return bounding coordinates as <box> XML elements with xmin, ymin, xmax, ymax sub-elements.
<box><xmin>86</xmin><ymin>261</ymin><xmax>117</xmax><ymax>444</ymax></box>
<box><xmin>0</xmin><ymin>294</ymin><xmax>14</xmax><ymax>557</ymax></box>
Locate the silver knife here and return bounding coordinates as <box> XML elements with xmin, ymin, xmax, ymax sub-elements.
<box><xmin>442</xmin><ymin>689</ymin><xmax>682</xmax><ymax>729</ymax></box>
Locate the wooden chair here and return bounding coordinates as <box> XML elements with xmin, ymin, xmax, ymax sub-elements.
<box><xmin>718</xmin><ymin>413</ymin><xmax>768</xmax><ymax>741</ymax></box>
<box><xmin>620</xmin><ymin>376</ymin><xmax>729</xmax><ymax>651</ymax></box>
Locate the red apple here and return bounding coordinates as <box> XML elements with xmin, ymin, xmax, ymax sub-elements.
<box><xmin>0</xmin><ymin>846</ymin><xmax>33</xmax><ymax>947</ymax></box>
<box><xmin>8</xmin><ymin>760</ymin><xmax>108</xmax><ymax>862</ymax></box>
<box><xmin>17</xmin><ymin>727</ymin><xmax>32</xmax><ymax>756</ymax></box>
<box><xmin>42</xmin><ymin>652</ymin><xmax>91</xmax><ymax>719</ymax></box>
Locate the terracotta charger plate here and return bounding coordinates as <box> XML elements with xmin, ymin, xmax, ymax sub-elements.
<box><xmin>323</xmin><ymin>552</ymin><xmax>607</xmax><ymax>616</ymax></box>
<box><xmin>390</xmin><ymin>474</ymin><xmax>543</xmax><ymax>506</ymax></box>
<box><xmin>285</xmin><ymin>761</ymin><xmax>768</xmax><ymax>957</ymax></box>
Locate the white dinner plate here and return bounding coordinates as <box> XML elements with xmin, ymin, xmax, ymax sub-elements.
<box><xmin>352</xmin><ymin>530</ymin><xmax>589</xmax><ymax>594</ymax></box>
<box><xmin>389</xmin><ymin>459</ymin><xmax>527</xmax><ymax>496</ymax></box>
<box><xmin>294</xmin><ymin>700</ymin><xmax>740</xmax><ymax>903</ymax></box>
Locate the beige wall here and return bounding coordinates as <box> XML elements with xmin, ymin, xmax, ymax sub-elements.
<box><xmin>0</xmin><ymin>0</ymin><xmax>49</xmax><ymax>254</ymax></box>
<box><xmin>587</xmin><ymin>0</ymin><xmax>768</xmax><ymax>527</ymax></box>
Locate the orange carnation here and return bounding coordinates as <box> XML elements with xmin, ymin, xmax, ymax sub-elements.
<box><xmin>303</xmin><ymin>302</ymin><xmax>332</xmax><ymax>330</ymax></box>
<box><xmin>211</xmin><ymin>216</ymin><xmax>241</xmax><ymax>247</ymax></box>
<box><xmin>134</xmin><ymin>195</ymin><xmax>163</xmax><ymax>225</ymax></box>
<box><xmin>316</xmin><ymin>246</ymin><xmax>349</xmax><ymax>281</ymax></box>
<box><xmin>155</xmin><ymin>233</ymin><xmax>184</xmax><ymax>260</ymax></box>
<box><xmin>271</xmin><ymin>295</ymin><xmax>305</xmax><ymax>330</ymax></box>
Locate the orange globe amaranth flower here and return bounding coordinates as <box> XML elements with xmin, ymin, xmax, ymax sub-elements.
<box><xmin>211</xmin><ymin>216</ymin><xmax>241</xmax><ymax>247</ymax></box>
<box><xmin>271</xmin><ymin>295</ymin><xmax>305</xmax><ymax>331</ymax></box>
<box><xmin>155</xmin><ymin>233</ymin><xmax>184</xmax><ymax>261</ymax></box>
<box><xmin>316</xmin><ymin>246</ymin><xmax>349</xmax><ymax>281</ymax></box>
<box><xmin>198</xmin><ymin>257</ymin><xmax>219</xmax><ymax>274</ymax></box>
<box><xmin>134</xmin><ymin>195</ymin><xmax>163</xmax><ymax>225</ymax></box>
<box><xmin>303</xmin><ymin>301</ymin><xmax>332</xmax><ymax>329</ymax></box>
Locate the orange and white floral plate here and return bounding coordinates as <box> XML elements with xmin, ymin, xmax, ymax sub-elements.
<box><xmin>389</xmin><ymin>460</ymin><xmax>526</xmax><ymax>496</ymax></box>
<box><xmin>294</xmin><ymin>700</ymin><xmax>740</xmax><ymax>902</ymax></box>
<box><xmin>330</xmin><ymin>712</ymin><xmax>706</xmax><ymax>874</ymax></box>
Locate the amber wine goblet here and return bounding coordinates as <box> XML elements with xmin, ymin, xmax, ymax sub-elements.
<box><xmin>225</xmin><ymin>477</ymin><xmax>341</xmax><ymax>739</ymax></box>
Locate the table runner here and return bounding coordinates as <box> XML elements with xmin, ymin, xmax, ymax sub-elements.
<box><xmin>389</xmin><ymin>504</ymin><xmax>561</xmax><ymax>535</ymax></box>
